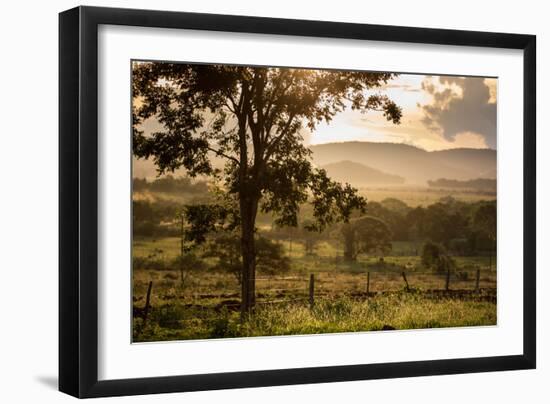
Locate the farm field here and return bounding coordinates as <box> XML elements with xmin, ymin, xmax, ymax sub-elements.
<box><xmin>133</xmin><ymin>185</ymin><xmax>496</xmax><ymax>208</ymax></box>
<box><xmin>133</xmin><ymin>236</ymin><xmax>497</xmax><ymax>342</ymax></box>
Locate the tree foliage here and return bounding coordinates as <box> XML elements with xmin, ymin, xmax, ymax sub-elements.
<box><xmin>205</xmin><ymin>233</ymin><xmax>290</xmax><ymax>284</ymax></box>
<box><xmin>474</xmin><ymin>203</ymin><xmax>497</xmax><ymax>241</ymax></box>
<box><xmin>301</xmin><ymin>219</ymin><xmax>325</xmax><ymax>255</ymax></box>
<box><xmin>341</xmin><ymin>216</ymin><xmax>392</xmax><ymax>261</ymax></box>
<box><xmin>132</xmin><ymin>62</ymin><xmax>402</xmax><ymax>312</ymax></box>
<box><xmin>421</xmin><ymin>241</ymin><xmax>455</xmax><ymax>273</ymax></box>
<box><xmin>133</xmin><ymin>63</ymin><xmax>401</xmax><ymax>231</ymax></box>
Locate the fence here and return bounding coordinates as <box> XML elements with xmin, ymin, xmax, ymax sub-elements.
<box><xmin>135</xmin><ymin>268</ymin><xmax>496</xmax><ymax>325</ymax></box>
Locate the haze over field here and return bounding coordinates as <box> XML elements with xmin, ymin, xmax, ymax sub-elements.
<box><xmin>310</xmin><ymin>141</ymin><xmax>496</xmax><ymax>185</ymax></box>
<box><xmin>134</xmin><ymin>140</ymin><xmax>496</xmax><ymax>187</ymax></box>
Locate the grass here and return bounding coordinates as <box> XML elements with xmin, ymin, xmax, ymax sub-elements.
<box><xmin>134</xmin><ymin>292</ymin><xmax>496</xmax><ymax>342</ymax></box>
<box><xmin>133</xmin><ymin>262</ymin><xmax>497</xmax><ymax>342</ymax></box>
<box><xmin>134</xmin><ymin>266</ymin><xmax>496</xmax><ymax>306</ymax></box>
<box><xmin>131</xmin><ymin>184</ymin><xmax>497</xmax><ymax>342</ymax></box>
<box><xmin>133</xmin><ymin>236</ymin><xmax>183</xmax><ymax>260</ymax></box>
<box><xmin>134</xmin><ymin>237</ymin><xmax>496</xmax><ymax>273</ymax></box>
<box><xmin>132</xmin><ymin>233</ymin><xmax>497</xmax><ymax>343</ymax></box>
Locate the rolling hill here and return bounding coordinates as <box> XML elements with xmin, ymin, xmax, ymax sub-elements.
<box><xmin>310</xmin><ymin>141</ymin><xmax>496</xmax><ymax>185</ymax></box>
<box><xmin>321</xmin><ymin>160</ymin><xmax>405</xmax><ymax>186</ymax></box>
<box><xmin>133</xmin><ymin>141</ymin><xmax>497</xmax><ymax>187</ymax></box>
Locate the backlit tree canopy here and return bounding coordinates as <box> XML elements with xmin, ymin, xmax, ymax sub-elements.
<box><xmin>132</xmin><ymin>62</ymin><xmax>402</xmax><ymax>313</ymax></box>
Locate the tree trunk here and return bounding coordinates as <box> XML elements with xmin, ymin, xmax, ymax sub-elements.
<box><xmin>342</xmin><ymin>224</ymin><xmax>356</xmax><ymax>262</ymax></box>
<box><xmin>240</xmin><ymin>195</ymin><xmax>259</xmax><ymax>317</ymax></box>
<box><xmin>343</xmin><ymin>240</ymin><xmax>357</xmax><ymax>261</ymax></box>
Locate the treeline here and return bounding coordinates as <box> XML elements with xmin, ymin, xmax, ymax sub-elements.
<box><xmin>427</xmin><ymin>178</ymin><xmax>496</xmax><ymax>191</ymax></box>
<box><xmin>133</xmin><ymin>175</ymin><xmax>209</xmax><ymax>195</ymax></box>
<box><xmin>133</xmin><ymin>181</ymin><xmax>496</xmax><ymax>257</ymax></box>
<box><xmin>268</xmin><ymin>196</ymin><xmax>496</xmax><ymax>257</ymax></box>
<box><xmin>133</xmin><ymin>176</ymin><xmax>210</xmax><ymax>237</ymax></box>
<box><xmin>133</xmin><ymin>199</ymin><xmax>183</xmax><ymax>237</ymax></box>
<box><xmin>368</xmin><ymin>197</ymin><xmax>496</xmax><ymax>254</ymax></box>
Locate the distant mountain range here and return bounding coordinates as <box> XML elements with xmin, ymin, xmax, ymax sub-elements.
<box><xmin>310</xmin><ymin>141</ymin><xmax>496</xmax><ymax>185</ymax></box>
<box><xmin>321</xmin><ymin>160</ymin><xmax>405</xmax><ymax>186</ymax></box>
<box><xmin>133</xmin><ymin>141</ymin><xmax>497</xmax><ymax>187</ymax></box>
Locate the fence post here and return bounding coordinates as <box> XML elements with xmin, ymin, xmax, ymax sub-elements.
<box><xmin>143</xmin><ymin>281</ymin><xmax>153</xmax><ymax>328</ymax></box>
<box><xmin>475</xmin><ymin>269</ymin><xmax>480</xmax><ymax>292</ymax></box>
<box><xmin>401</xmin><ymin>272</ymin><xmax>410</xmax><ymax>291</ymax></box>
<box><xmin>366</xmin><ymin>272</ymin><xmax>370</xmax><ymax>296</ymax></box>
<box><xmin>180</xmin><ymin>214</ymin><xmax>184</xmax><ymax>283</ymax></box>
<box><xmin>309</xmin><ymin>274</ymin><xmax>315</xmax><ymax>309</ymax></box>
<box><xmin>445</xmin><ymin>269</ymin><xmax>451</xmax><ymax>291</ymax></box>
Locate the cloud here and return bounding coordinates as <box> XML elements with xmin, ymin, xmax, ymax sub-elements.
<box><xmin>420</xmin><ymin>77</ymin><xmax>497</xmax><ymax>149</ymax></box>
<box><xmin>380</xmin><ymin>83</ymin><xmax>421</xmax><ymax>92</ymax></box>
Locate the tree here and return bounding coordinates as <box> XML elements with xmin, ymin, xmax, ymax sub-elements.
<box><xmin>421</xmin><ymin>241</ymin><xmax>455</xmax><ymax>273</ymax></box>
<box><xmin>301</xmin><ymin>219</ymin><xmax>324</xmax><ymax>256</ymax></box>
<box><xmin>174</xmin><ymin>252</ymin><xmax>204</xmax><ymax>287</ymax></box>
<box><xmin>205</xmin><ymin>233</ymin><xmax>290</xmax><ymax>283</ymax></box>
<box><xmin>255</xmin><ymin>236</ymin><xmax>291</xmax><ymax>276</ymax></box>
<box><xmin>405</xmin><ymin>206</ymin><xmax>427</xmax><ymax>250</ymax></box>
<box><xmin>132</xmin><ymin>62</ymin><xmax>402</xmax><ymax>314</ymax></box>
<box><xmin>380</xmin><ymin>197</ymin><xmax>411</xmax><ymax>216</ymax></box>
<box><xmin>474</xmin><ymin>202</ymin><xmax>497</xmax><ymax>270</ymax></box>
<box><xmin>368</xmin><ymin>200</ymin><xmax>410</xmax><ymax>241</ymax></box>
<box><xmin>341</xmin><ymin>216</ymin><xmax>392</xmax><ymax>262</ymax></box>
<box><xmin>204</xmin><ymin>233</ymin><xmax>242</xmax><ymax>283</ymax></box>
<box><xmin>421</xmin><ymin>202</ymin><xmax>468</xmax><ymax>247</ymax></box>
<box><xmin>474</xmin><ymin>203</ymin><xmax>496</xmax><ymax>241</ymax></box>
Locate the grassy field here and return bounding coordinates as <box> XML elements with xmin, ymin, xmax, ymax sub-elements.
<box><xmin>133</xmin><ymin>236</ymin><xmax>497</xmax><ymax>342</ymax></box>
<box><xmin>134</xmin><ymin>186</ymin><xmax>496</xmax><ymax>207</ymax></box>
<box><xmin>131</xmin><ymin>183</ymin><xmax>497</xmax><ymax>342</ymax></box>
<box><xmin>134</xmin><ymin>291</ymin><xmax>496</xmax><ymax>342</ymax></box>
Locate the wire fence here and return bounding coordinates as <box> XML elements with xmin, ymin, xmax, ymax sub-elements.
<box><xmin>134</xmin><ymin>268</ymin><xmax>497</xmax><ymax>324</ymax></box>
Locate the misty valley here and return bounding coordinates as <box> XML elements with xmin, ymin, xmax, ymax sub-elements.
<box><xmin>132</xmin><ymin>142</ymin><xmax>496</xmax><ymax>342</ymax></box>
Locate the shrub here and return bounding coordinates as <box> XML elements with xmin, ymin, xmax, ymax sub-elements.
<box><xmin>421</xmin><ymin>241</ymin><xmax>455</xmax><ymax>273</ymax></box>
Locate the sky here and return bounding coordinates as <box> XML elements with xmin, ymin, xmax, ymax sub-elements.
<box><xmin>137</xmin><ymin>72</ymin><xmax>497</xmax><ymax>153</ymax></box>
<box><xmin>134</xmin><ymin>70</ymin><xmax>498</xmax><ymax>178</ymax></box>
<box><xmin>309</xmin><ymin>74</ymin><xmax>497</xmax><ymax>151</ymax></box>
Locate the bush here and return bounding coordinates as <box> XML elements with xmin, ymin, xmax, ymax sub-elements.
<box><xmin>155</xmin><ymin>305</ymin><xmax>184</xmax><ymax>329</ymax></box>
<box><xmin>421</xmin><ymin>241</ymin><xmax>455</xmax><ymax>273</ymax></box>
<box><xmin>256</xmin><ymin>236</ymin><xmax>291</xmax><ymax>276</ymax></box>
<box><xmin>209</xmin><ymin>311</ymin><xmax>240</xmax><ymax>338</ymax></box>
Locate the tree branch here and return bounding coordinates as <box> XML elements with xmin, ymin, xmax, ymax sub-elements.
<box><xmin>264</xmin><ymin>111</ymin><xmax>297</xmax><ymax>160</ymax></box>
<box><xmin>207</xmin><ymin>146</ymin><xmax>240</xmax><ymax>165</ymax></box>
<box><xmin>263</xmin><ymin>71</ymin><xmax>297</xmax><ymax>143</ymax></box>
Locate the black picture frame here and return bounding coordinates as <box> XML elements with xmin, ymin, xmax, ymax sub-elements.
<box><xmin>59</xmin><ymin>5</ymin><xmax>536</xmax><ymax>398</ymax></box>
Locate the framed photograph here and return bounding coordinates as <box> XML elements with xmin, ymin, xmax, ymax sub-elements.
<box><xmin>59</xmin><ymin>6</ymin><xmax>536</xmax><ymax>398</ymax></box>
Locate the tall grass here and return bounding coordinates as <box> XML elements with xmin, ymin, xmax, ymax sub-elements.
<box><xmin>134</xmin><ymin>293</ymin><xmax>496</xmax><ymax>342</ymax></box>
